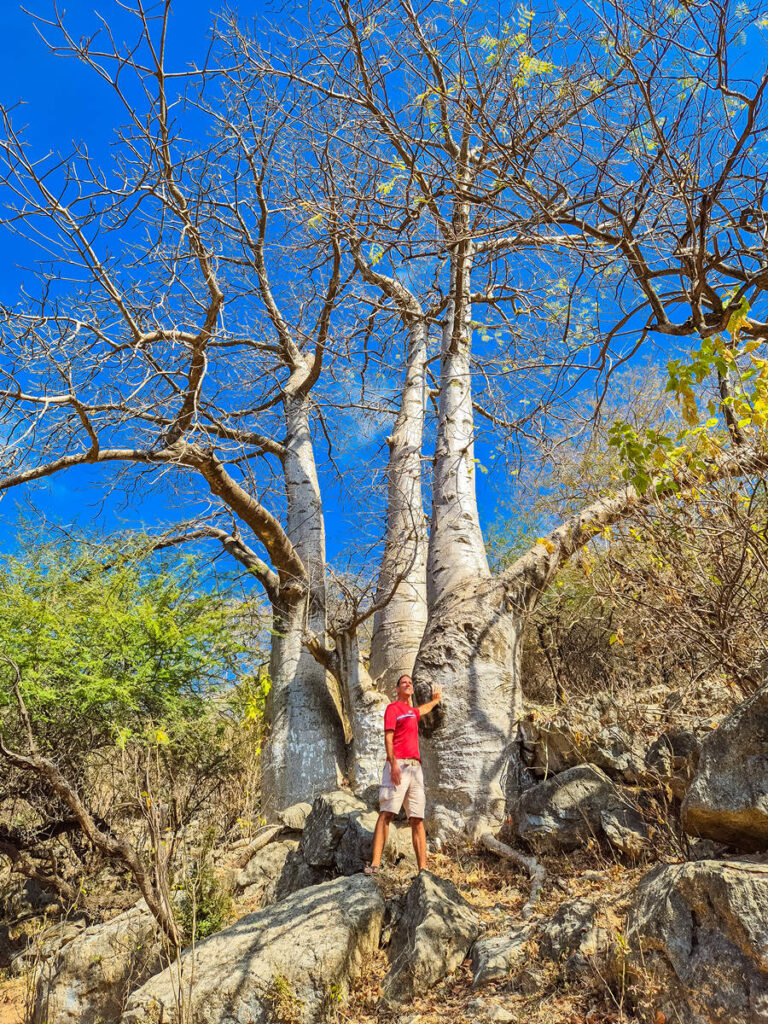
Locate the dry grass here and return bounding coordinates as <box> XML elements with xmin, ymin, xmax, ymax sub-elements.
<box><xmin>331</xmin><ymin>845</ymin><xmax>648</xmax><ymax>1024</ymax></box>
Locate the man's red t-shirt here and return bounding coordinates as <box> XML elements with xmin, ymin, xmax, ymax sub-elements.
<box><xmin>384</xmin><ymin>701</ymin><xmax>421</xmax><ymax>761</ymax></box>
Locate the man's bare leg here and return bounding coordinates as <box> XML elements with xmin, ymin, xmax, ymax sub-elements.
<box><xmin>410</xmin><ymin>817</ymin><xmax>427</xmax><ymax>871</ymax></box>
<box><xmin>369</xmin><ymin>811</ymin><xmax>395</xmax><ymax>869</ymax></box>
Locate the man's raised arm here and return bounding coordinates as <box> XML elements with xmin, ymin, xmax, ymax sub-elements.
<box><xmin>416</xmin><ymin>685</ymin><xmax>442</xmax><ymax>716</ymax></box>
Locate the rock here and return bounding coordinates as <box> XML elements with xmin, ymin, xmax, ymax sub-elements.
<box><xmin>683</xmin><ymin>683</ymin><xmax>768</xmax><ymax>849</ymax></box>
<box><xmin>465</xmin><ymin>998</ymin><xmax>517</xmax><ymax>1022</ymax></box>
<box><xmin>470</xmin><ymin>923</ymin><xmax>532</xmax><ymax>987</ymax></box>
<box><xmin>9</xmin><ymin>920</ymin><xmax>85</xmax><ymax>977</ymax></box>
<box><xmin>278</xmin><ymin>801</ymin><xmax>313</xmax><ymax>831</ymax></box>
<box><xmin>512</xmin><ymin>764</ymin><xmax>629</xmax><ymax>852</ymax></box>
<box><xmin>273</xmin><ymin>849</ymin><xmax>330</xmax><ymax>900</ymax></box>
<box><xmin>356</xmin><ymin>784</ymin><xmax>381</xmax><ymax>810</ymax></box>
<box><xmin>122</xmin><ymin>875</ymin><xmax>385</xmax><ymax>1024</ymax></box>
<box><xmin>234</xmin><ymin>839</ymin><xmax>299</xmax><ymax>897</ymax></box>
<box><xmin>645</xmin><ymin>730</ymin><xmax>701</xmax><ymax>799</ymax></box>
<box><xmin>620</xmin><ymin>860</ymin><xmax>768</xmax><ymax>1024</ymax></box>
<box><xmin>32</xmin><ymin>902</ymin><xmax>164</xmax><ymax>1024</ymax></box>
<box><xmin>6</xmin><ymin>877</ymin><xmax>60</xmax><ymax>918</ymax></box>
<box><xmin>588</xmin><ymin>724</ymin><xmax>645</xmax><ymax>782</ymax></box>
<box><xmin>334</xmin><ymin>811</ymin><xmax>415</xmax><ymax>875</ymax></box>
<box><xmin>539</xmin><ymin>899</ymin><xmax>605</xmax><ymax>977</ymax></box>
<box><xmin>382</xmin><ymin>870</ymin><xmax>481</xmax><ymax>1004</ymax></box>
<box><xmin>484</xmin><ymin>1008</ymin><xmax>517</xmax><ymax>1023</ymax></box>
<box><xmin>516</xmin><ymin>965</ymin><xmax>548</xmax><ymax>995</ymax></box>
<box><xmin>389</xmin><ymin>822</ymin><xmax>419</xmax><ymax>866</ymax></box>
<box><xmin>336</xmin><ymin>811</ymin><xmax>382</xmax><ymax>875</ymax></box>
<box><xmin>600</xmin><ymin>805</ymin><xmax>651</xmax><ymax>859</ymax></box>
<box><xmin>299</xmin><ymin>790</ymin><xmax>368</xmax><ymax>867</ymax></box>
<box><xmin>520</xmin><ymin>708</ymin><xmax>644</xmax><ymax>783</ymax></box>
<box><xmin>688</xmin><ymin>838</ymin><xmax>723</xmax><ymax>861</ymax></box>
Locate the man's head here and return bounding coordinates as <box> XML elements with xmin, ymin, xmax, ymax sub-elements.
<box><xmin>396</xmin><ymin>675</ymin><xmax>414</xmax><ymax>703</ymax></box>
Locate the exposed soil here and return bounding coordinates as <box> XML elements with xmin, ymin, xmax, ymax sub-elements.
<box><xmin>0</xmin><ymin>978</ymin><xmax>26</xmax><ymax>1024</ymax></box>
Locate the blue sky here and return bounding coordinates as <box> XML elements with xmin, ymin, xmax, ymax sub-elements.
<box><xmin>0</xmin><ymin>2</ymin><xmax>288</xmax><ymax>553</ymax></box>
<box><xmin>0</xmin><ymin>0</ymin><xmax>506</xmax><ymax>565</ymax></box>
<box><xmin>3</xmin><ymin>0</ymin><xmax>763</xmax><ymax>571</ymax></box>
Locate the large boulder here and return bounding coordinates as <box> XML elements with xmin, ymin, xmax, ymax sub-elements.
<box><xmin>9</xmin><ymin>920</ymin><xmax>85</xmax><ymax>978</ymax></box>
<box><xmin>122</xmin><ymin>875</ymin><xmax>384</xmax><ymax>1024</ymax></box>
<box><xmin>600</xmin><ymin>805</ymin><xmax>651</xmax><ymax>859</ymax></box>
<box><xmin>382</xmin><ymin>870</ymin><xmax>481</xmax><ymax>1004</ymax></box>
<box><xmin>234</xmin><ymin>839</ymin><xmax>300</xmax><ymax>906</ymax></box>
<box><xmin>683</xmin><ymin>684</ymin><xmax>768</xmax><ymax>848</ymax></box>
<box><xmin>334</xmin><ymin>810</ymin><xmax>405</xmax><ymax>875</ymax></box>
<box><xmin>299</xmin><ymin>790</ymin><xmax>368</xmax><ymax>867</ymax></box>
<box><xmin>620</xmin><ymin>860</ymin><xmax>768</xmax><ymax>1024</ymax></box>
<box><xmin>278</xmin><ymin>802</ymin><xmax>313</xmax><ymax>831</ymax></box>
<box><xmin>235</xmin><ymin>838</ymin><xmax>298</xmax><ymax>890</ymax></box>
<box><xmin>470</xmin><ymin>924</ymin><xmax>532</xmax><ymax>987</ymax></box>
<box><xmin>274</xmin><ymin>850</ymin><xmax>330</xmax><ymax>901</ymax></box>
<box><xmin>32</xmin><ymin>901</ymin><xmax>164</xmax><ymax>1024</ymax></box>
<box><xmin>512</xmin><ymin>764</ymin><xmax>633</xmax><ymax>852</ymax></box>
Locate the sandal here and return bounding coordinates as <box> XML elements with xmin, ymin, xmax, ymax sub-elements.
<box><xmin>363</xmin><ymin>864</ymin><xmax>380</xmax><ymax>875</ymax></box>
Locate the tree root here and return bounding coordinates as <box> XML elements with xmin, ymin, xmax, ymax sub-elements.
<box><xmin>233</xmin><ymin>824</ymin><xmax>284</xmax><ymax>869</ymax></box>
<box><xmin>480</xmin><ymin>831</ymin><xmax>546</xmax><ymax>919</ymax></box>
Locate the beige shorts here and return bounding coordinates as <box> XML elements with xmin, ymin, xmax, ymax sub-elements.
<box><xmin>379</xmin><ymin>761</ymin><xmax>426</xmax><ymax>820</ymax></box>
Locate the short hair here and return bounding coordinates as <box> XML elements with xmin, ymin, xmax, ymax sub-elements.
<box><xmin>396</xmin><ymin>674</ymin><xmax>412</xmax><ymax>687</ymax></box>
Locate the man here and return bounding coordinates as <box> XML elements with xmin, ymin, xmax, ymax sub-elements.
<box><xmin>364</xmin><ymin>674</ymin><xmax>442</xmax><ymax>874</ymax></box>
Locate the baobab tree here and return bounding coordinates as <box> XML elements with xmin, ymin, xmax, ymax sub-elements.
<box><xmin>0</xmin><ymin>3</ymin><xmax>355</xmax><ymax>812</ymax></box>
<box><xmin>252</xmin><ymin>0</ymin><xmax>768</xmax><ymax>832</ymax></box>
<box><xmin>3</xmin><ymin>0</ymin><xmax>768</xmax><ymax>838</ymax></box>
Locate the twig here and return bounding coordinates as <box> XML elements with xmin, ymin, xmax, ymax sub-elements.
<box><xmin>480</xmin><ymin>832</ymin><xmax>546</xmax><ymax>919</ymax></box>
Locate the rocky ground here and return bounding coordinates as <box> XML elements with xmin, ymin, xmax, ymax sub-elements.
<box><xmin>337</xmin><ymin>847</ymin><xmax>642</xmax><ymax>1024</ymax></box>
<box><xmin>4</xmin><ymin>674</ymin><xmax>768</xmax><ymax>1024</ymax></box>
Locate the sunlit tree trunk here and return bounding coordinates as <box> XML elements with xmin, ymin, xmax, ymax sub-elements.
<box><xmin>261</xmin><ymin>394</ymin><xmax>346</xmax><ymax>812</ymax></box>
<box><xmin>369</xmin><ymin>319</ymin><xmax>429</xmax><ymax>690</ymax></box>
<box><xmin>414</xmin><ymin>245</ymin><xmax>520</xmax><ymax>834</ymax></box>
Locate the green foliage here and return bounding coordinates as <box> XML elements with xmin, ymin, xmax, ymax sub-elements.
<box><xmin>267</xmin><ymin>974</ymin><xmax>305</xmax><ymax>1024</ymax></box>
<box><xmin>609</xmin><ymin>311</ymin><xmax>768</xmax><ymax>495</ymax></box>
<box><xmin>176</xmin><ymin>845</ymin><xmax>233</xmax><ymax>943</ymax></box>
<box><xmin>0</xmin><ymin>534</ymin><xmax>258</xmax><ymax>757</ymax></box>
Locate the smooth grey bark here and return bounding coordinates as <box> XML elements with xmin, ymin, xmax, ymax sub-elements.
<box><xmin>334</xmin><ymin>630</ymin><xmax>389</xmax><ymax>792</ymax></box>
<box><xmin>414</xmin><ymin>247</ymin><xmax>515</xmax><ymax>835</ymax></box>
<box><xmin>415</xmin><ymin>576</ymin><xmax>521</xmax><ymax>837</ymax></box>
<box><xmin>369</xmin><ymin>319</ymin><xmax>429</xmax><ymax>690</ymax></box>
<box><xmin>427</xmin><ymin>255</ymin><xmax>491</xmax><ymax>608</ymax></box>
<box><xmin>261</xmin><ymin>394</ymin><xmax>346</xmax><ymax>813</ymax></box>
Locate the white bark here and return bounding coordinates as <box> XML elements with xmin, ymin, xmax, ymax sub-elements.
<box><xmin>369</xmin><ymin>320</ymin><xmax>429</xmax><ymax>689</ymax></box>
<box><xmin>414</xmin><ymin>241</ymin><xmax>515</xmax><ymax>835</ymax></box>
<box><xmin>427</xmin><ymin>252</ymin><xmax>491</xmax><ymax>608</ymax></box>
<box><xmin>261</xmin><ymin>394</ymin><xmax>345</xmax><ymax>813</ymax></box>
<box><xmin>334</xmin><ymin>630</ymin><xmax>389</xmax><ymax>792</ymax></box>
<box><xmin>414</xmin><ymin>577</ymin><xmax>522</xmax><ymax>836</ymax></box>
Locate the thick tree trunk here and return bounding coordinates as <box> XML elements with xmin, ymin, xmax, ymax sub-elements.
<box><xmin>416</xmin><ymin>245</ymin><xmax>521</xmax><ymax>835</ymax></box>
<box><xmin>334</xmin><ymin>630</ymin><xmax>389</xmax><ymax>792</ymax></box>
<box><xmin>261</xmin><ymin>394</ymin><xmax>345</xmax><ymax>812</ymax></box>
<box><xmin>427</xmin><ymin>259</ymin><xmax>491</xmax><ymax>608</ymax></box>
<box><xmin>414</xmin><ymin>579</ymin><xmax>523</xmax><ymax>836</ymax></box>
<box><xmin>369</xmin><ymin>320</ymin><xmax>429</xmax><ymax>690</ymax></box>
